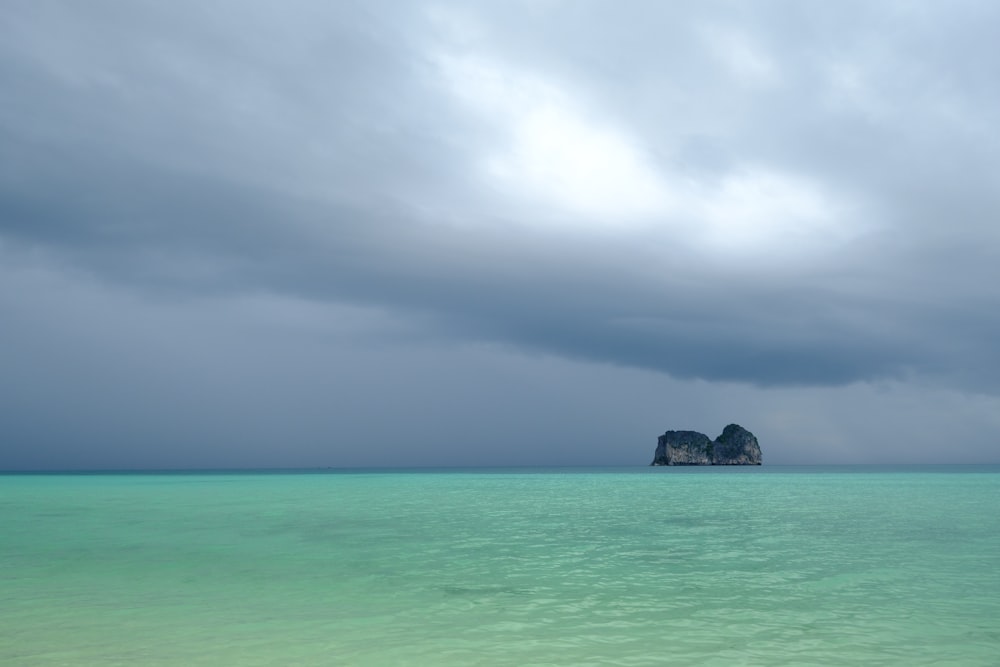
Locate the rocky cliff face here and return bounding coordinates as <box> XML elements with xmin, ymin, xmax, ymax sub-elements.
<box><xmin>650</xmin><ymin>430</ymin><xmax>713</xmax><ymax>465</ymax></box>
<box><xmin>711</xmin><ymin>424</ymin><xmax>762</xmax><ymax>465</ymax></box>
<box><xmin>651</xmin><ymin>424</ymin><xmax>762</xmax><ymax>466</ymax></box>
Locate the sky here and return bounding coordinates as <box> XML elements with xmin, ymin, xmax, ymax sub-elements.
<box><xmin>2</xmin><ymin>0</ymin><xmax>999</xmax><ymax>469</ymax></box>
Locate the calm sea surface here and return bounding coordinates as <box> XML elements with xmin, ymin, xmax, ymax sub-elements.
<box><xmin>2</xmin><ymin>466</ymin><xmax>999</xmax><ymax>665</ymax></box>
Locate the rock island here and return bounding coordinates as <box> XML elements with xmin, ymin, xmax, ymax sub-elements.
<box><xmin>650</xmin><ymin>424</ymin><xmax>762</xmax><ymax>465</ymax></box>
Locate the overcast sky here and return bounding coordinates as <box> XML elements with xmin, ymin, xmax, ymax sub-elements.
<box><xmin>2</xmin><ymin>0</ymin><xmax>999</xmax><ymax>469</ymax></box>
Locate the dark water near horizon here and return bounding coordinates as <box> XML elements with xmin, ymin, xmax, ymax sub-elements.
<box><xmin>8</xmin><ymin>463</ymin><xmax>1000</xmax><ymax>474</ymax></box>
<box><xmin>3</xmin><ymin>465</ymin><xmax>999</xmax><ymax>665</ymax></box>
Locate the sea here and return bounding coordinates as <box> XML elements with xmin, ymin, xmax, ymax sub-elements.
<box><xmin>2</xmin><ymin>466</ymin><xmax>999</xmax><ymax>666</ymax></box>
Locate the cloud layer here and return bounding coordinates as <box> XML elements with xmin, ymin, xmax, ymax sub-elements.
<box><xmin>3</xmin><ymin>1</ymin><xmax>1000</xmax><ymax>467</ymax></box>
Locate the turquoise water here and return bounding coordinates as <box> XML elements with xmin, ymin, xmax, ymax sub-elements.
<box><xmin>2</xmin><ymin>467</ymin><xmax>999</xmax><ymax>665</ymax></box>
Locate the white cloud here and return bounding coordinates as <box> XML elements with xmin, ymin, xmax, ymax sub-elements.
<box><xmin>434</xmin><ymin>52</ymin><xmax>674</xmax><ymax>228</ymax></box>
<box><xmin>432</xmin><ymin>49</ymin><xmax>859</xmax><ymax>257</ymax></box>
<box><xmin>692</xmin><ymin>167</ymin><xmax>854</xmax><ymax>255</ymax></box>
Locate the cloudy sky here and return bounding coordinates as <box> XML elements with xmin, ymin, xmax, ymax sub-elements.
<box><xmin>2</xmin><ymin>0</ymin><xmax>999</xmax><ymax>469</ymax></box>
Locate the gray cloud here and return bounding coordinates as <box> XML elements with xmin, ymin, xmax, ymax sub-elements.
<box><xmin>2</xmin><ymin>1</ymin><xmax>1000</xmax><ymax>467</ymax></box>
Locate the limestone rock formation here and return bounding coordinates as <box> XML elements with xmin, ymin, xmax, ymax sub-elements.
<box><xmin>650</xmin><ymin>430</ymin><xmax>714</xmax><ymax>465</ymax></box>
<box><xmin>650</xmin><ymin>424</ymin><xmax>762</xmax><ymax>466</ymax></box>
<box><xmin>711</xmin><ymin>424</ymin><xmax>763</xmax><ymax>465</ymax></box>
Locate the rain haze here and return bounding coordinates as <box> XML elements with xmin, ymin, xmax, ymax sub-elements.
<box><xmin>2</xmin><ymin>1</ymin><xmax>1000</xmax><ymax>469</ymax></box>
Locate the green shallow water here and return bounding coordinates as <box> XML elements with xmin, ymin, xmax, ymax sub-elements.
<box><xmin>3</xmin><ymin>467</ymin><xmax>1000</xmax><ymax>665</ymax></box>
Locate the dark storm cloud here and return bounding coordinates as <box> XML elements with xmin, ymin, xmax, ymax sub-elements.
<box><xmin>3</xmin><ymin>1</ymin><xmax>1000</xmax><ymax>467</ymax></box>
